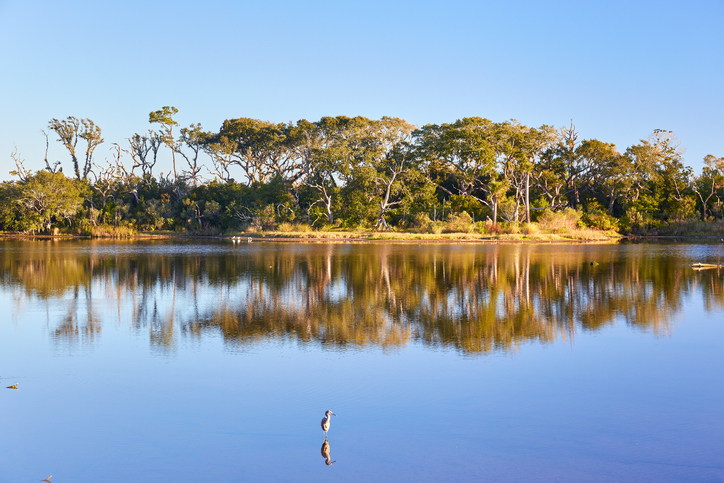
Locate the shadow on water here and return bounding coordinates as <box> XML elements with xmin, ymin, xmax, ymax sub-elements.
<box><xmin>2</xmin><ymin>239</ymin><xmax>723</xmax><ymax>355</ymax></box>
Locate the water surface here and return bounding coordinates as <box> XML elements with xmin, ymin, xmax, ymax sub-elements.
<box><xmin>0</xmin><ymin>240</ymin><xmax>722</xmax><ymax>481</ymax></box>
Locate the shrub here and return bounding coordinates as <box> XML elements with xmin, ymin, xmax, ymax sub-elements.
<box><xmin>620</xmin><ymin>208</ymin><xmax>659</xmax><ymax>234</ymax></box>
<box><xmin>441</xmin><ymin>211</ymin><xmax>475</xmax><ymax>233</ymax></box>
<box><xmin>475</xmin><ymin>220</ymin><xmax>501</xmax><ymax>235</ymax></box>
<box><xmin>581</xmin><ymin>206</ymin><xmax>619</xmax><ymax>231</ymax></box>
<box><xmin>409</xmin><ymin>213</ymin><xmax>432</xmax><ymax>230</ymax></box>
<box><xmin>505</xmin><ymin>222</ymin><xmax>520</xmax><ymax>234</ymax></box>
<box><xmin>521</xmin><ymin>223</ymin><xmax>540</xmax><ymax>235</ymax></box>
<box><xmin>538</xmin><ymin>208</ymin><xmax>583</xmax><ymax>233</ymax></box>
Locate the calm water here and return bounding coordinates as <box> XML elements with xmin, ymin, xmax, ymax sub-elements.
<box><xmin>0</xmin><ymin>240</ymin><xmax>723</xmax><ymax>482</ymax></box>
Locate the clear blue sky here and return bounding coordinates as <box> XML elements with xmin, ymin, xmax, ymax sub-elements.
<box><xmin>1</xmin><ymin>0</ymin><xmax>722</xmax><ymax>180</ymax></box>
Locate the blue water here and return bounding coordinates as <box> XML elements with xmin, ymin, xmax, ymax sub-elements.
<box><xmin>0</xmin><ymin>240</ymin><xmax>722</xmax><ymax>482</ymax></box>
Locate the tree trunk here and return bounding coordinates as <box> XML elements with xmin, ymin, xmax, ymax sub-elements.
<box><xmin>607</xmin><ymin>185</ymin><xmax>616</xmax><ymax>214</ymax></box>
<box><xmin>325</xmin><ymin>196</ymin><xmax>334</xmax><ymax>225</ymax></box>
<box><xmin>525</xmin><ymin>171</ymin><xmax>530</xmax><ymax>223</ymax></box>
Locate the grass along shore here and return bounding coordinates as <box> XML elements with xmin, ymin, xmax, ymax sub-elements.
<box><xmin>9</xmin><ymin>209</ymin><xmax>724</xmax><ymax>242</ymax></box>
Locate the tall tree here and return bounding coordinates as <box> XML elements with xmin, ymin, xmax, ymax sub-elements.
<box><xmin>177</xmin><ymin>123</ymin><xmax>210</xmax><ymax>186</ymax></box>
<box><xmin>345</xmin><ymin>117</ymin><xmax>417</xmax><ymax>230</ymax></box>
<box><xmin>48</xmin><ymin>117</ymin><xmax>104</xmax><ymax>180</ymax></box>
<box><xmin>48</xmin><ymin>116</ymin><xmax>80</xmax><ymax>178</ymax></box>
<box><xmin>287</xmin><ymin>116</ymin><xmax>355</xmax><ymax>224</ymax></box>
<box><xmin>693</xmin><ymin>155</ymin><xmax>724</xmax><ymax>220</ymax></box>
<box><xmin>535</xmin><ymin>122</ymin><xmax>600</xmax><ymax>211</ymax></box>
<box><xmin>626</xmin><ymin>130</ymin><xmax>693</xmax><ymax>219</ymax></box>
<box><xmin>212</xmin><ymin>118</ymin><xmax>291</xmax><ymax>185</ymax></box>
<box><xmin>415</xmin><ymin>118</ymin><xmax>500</xmax><ymax>221</ymax></box>
<box><xmin>492</xmin><ymin>120</ymin><xmax>558</xmax><ymax>223</ymax></box>
<box><xmin>581</xmin><ymin>139</ymin><xmax>630</xmax><ymax>214</ymax></box>
<box><xmin>149</xmin><ymin>106</ymin><xmax>179</xmax><ymax>181</ymax></box>
<box><xmin>128</xmin><ymin>130</ymin><xmax>163</xmax><ymax>179</ymax></box>
<box><xmin>79</xmin><ymin>118</ymin><xmax>104</xmax><ymax>180</ymax></box>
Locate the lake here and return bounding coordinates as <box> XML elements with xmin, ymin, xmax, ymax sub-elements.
<box><xmin>0</xmin><ymin>239</ymin><xmax>722</xmax><ymax>482</ymax></box>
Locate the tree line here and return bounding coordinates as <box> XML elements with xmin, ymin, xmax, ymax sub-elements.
<box><xmin>4</xmin><ymin>106</ymin><xmax>724</xmax><ymax>235</ymax></box>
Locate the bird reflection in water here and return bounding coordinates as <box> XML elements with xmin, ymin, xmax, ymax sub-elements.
<box><xmin>321</xmin><ymin>439</ymin><xmax>336</xmax><ymax>466</ymax></box>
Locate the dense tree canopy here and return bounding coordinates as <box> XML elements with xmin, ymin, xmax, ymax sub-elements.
<box><xmin>4</xmin><ymin>108</ymin><xmax>722</xmax><ymax>235</ymax></box>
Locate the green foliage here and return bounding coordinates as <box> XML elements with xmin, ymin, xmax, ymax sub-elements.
<box><xmin>620</xmin><ymin>208</ymin><xmax>660</xmax><ymax>234</ymax></box>
<box><xmin>449</xmin><ymin>195</ymin><xmax>484</xmax><ymax>220</ymax></box>
<box><xmin>11</xmin><ymin>170</ymin><xmax>86</xmax><ymax>233</ymax></box>
<box><xmin>581</xmin><ymin>202</ymin><xmax>619</xmax><ymax>230</ymax></box>
<box><xmin>6</xmin><ymin>113</ymin><xmax>723</xmax><ymax>237</ymax></box>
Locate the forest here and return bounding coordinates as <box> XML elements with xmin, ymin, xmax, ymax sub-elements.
<box><xmin>3</xmin><ymin>106</ymin><xmax>724</xmax><ymax>237</ymax></box>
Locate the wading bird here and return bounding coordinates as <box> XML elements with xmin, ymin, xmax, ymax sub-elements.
<box><xmin>321</xmin><ymin>410</ymin><xmax>336</xmax><ymax>439</ymax></box>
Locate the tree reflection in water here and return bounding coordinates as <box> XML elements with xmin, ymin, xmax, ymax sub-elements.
<box><xmin>1</xmin><ymin>240</ymin><xmax>722</xmax><ymax>355</ymax></box>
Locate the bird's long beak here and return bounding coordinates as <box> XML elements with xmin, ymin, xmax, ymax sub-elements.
<box><xmin>332</xmin><ymin>412</ymin><xmax>336</xmax><ymax>416</ymax></box>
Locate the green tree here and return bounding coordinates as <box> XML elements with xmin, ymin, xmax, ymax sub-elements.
<box><xmin>626</xmin><ymin>130</ymin><xmax>693</xmax><ymax>221</ymax></box>
<box><xmin>212</xmin><ymin>117</ymin><xmax>291</xmax><ymax>185</ymax></box>
<box><xmin>580</xmin><ymin>139</ymin><xmax>630</xmax><ymax>214</ymax></box>
<box><xmin>415</xmin><ymin>118</ymin><xmax>499</xmax><ymax>221</ymax></box>
<box><xmin>535</xmin><ymin>122</ymin><xmax>599</xmax><ymax>211</ymax></box>
<box><xmin>345</xmin><ymin>117</ymin><xmax>417</xmax><ymax>230</ymax></box>
<box><xmin>149</xmin><ymin>106</ymin><xmax>179</xmax><ymax>181</ymax></box>
<box><xmin>14</xmin><ymin>170</ymin><xmax>86</xmax><ymax>233</ymax></box>
<box><xmin>286</xmin><ymin>116</ymin><xmax>354</xmax><ymax>225</ymax></box>
<box><xmin>693</xmin><ymin>154</ymin><xmax>724</xmax><ymax>220</ymax></box>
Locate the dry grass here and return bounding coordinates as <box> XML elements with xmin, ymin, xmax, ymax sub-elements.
<box><xmin>87</xmin><ymin>224</ymin><xmax>137</xmax><ymax>238</ymax></box>
<box><xmin>276</xmin><ymin>222</ymin><xmax>314</xmax><ymax>233</ymax></box>
<box><xmin>521</xmin><ymin>223</ymin><xmax>540</xmax><ymax>235</ymax></box>
<box><xmin>538</xmin><ymin>208</ymin><xmax>582</xmax><ymax>233</ymax></box>
<box><xmin>242</xmin><ymin>227</ymin><xmax>620</xmax><ymax>242</ymax></box>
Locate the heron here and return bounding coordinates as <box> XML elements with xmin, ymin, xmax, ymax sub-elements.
<box><xmin>321</xmin><ymin>410</ymin><xmax>336</xmax><ymax>439</ymax></box>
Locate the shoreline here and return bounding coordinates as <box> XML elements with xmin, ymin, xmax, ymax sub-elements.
<box><xmin>1</xmin><ymin>231</ymin><xmax>722</xmax><ymax>243</ymax></box>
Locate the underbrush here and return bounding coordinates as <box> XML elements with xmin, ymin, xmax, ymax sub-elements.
<box><xmin>224</xmin><ymin>208</ymin><xmax>621</xmax><ymax>241</ymax></box>
<box><xmin>656</xmin><ymin>218</ymin><xmax>724</xmax><ymax>236</ymax></box>
<box><xmin>538</xmin><ymin>208</ymin><xmax>583</xmax><ymax>233</ymax></box>
<box><xmin>275</xmin><ymin>222</ymin><xmax>314</xmax><ymax>233</ymax></box>
<box><xmin>83</xmin><ymin>224</ymin><xmax>137</xmax><ymax>238</ymax></box>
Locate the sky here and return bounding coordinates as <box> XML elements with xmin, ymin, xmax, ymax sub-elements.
<box><xmin>1</xmin><ymin>0</ymin><xmax>722</xmax><ymax>181</ymax></box>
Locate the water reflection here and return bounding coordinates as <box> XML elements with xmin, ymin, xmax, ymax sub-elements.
<box><xmin>2</xmin><ymin>240</ymin><xmax>723</xmax><ymax>355</ymax></box>
<box><xmin>321</xmin><ymin>439</ymin><xmax>335</xmax><ymax>466</ymax></box>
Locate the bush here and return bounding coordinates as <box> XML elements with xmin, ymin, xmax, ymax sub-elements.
<box><xmin>475</xmin><ymin>220</ymin><xmax>501</xmax><ymax>235</ymax></box>
<box><xmin>441</xmin><ymin>211</ymin><xmax>475</xmax><ymax>233</ymax></box>
<box><xmin>538</xmin><ymin>208</ymin><xmax>583</xmax><ymax>233</ymax></box>
<box><xmin>521</xmin><ymin>223</ymin><xmax>540</xmax><ymax>235</ymax></box>
<box><xmin>620</xmin><ymin>208</ymin><xmax>659</xmax><ymax>235</ymax></box>
<box><xmin>505</xmin><ymin>222</ymin><xmax>520</xmax><ymax>234</ymax></box>
<box><xmin>581</xmin><ymin>205</ymin><xmax>619</xmax><ymax>231</ymax></box>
